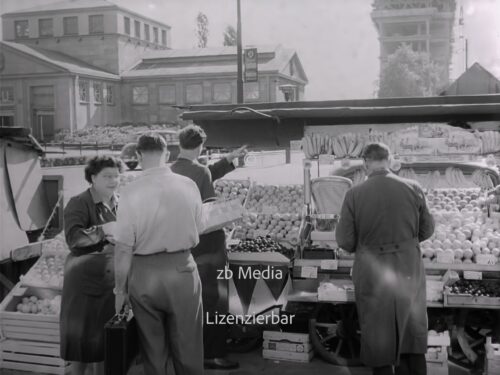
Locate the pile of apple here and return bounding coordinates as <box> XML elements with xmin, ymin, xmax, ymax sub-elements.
<box><xmin>232</xmin><ymin>212</ymin><xmax>301</xmax><ymax>243</ymax></box>
<box><xmin>421</xmin><ymin>190</ymin><xmax>500</xmax><ymax>264</ymax></box>
<box><xmin>246</xmin><ymin>184</ymin><xmax>303</xmax><ymax>214</ymax></box>
<box><xmin>24</xmin><ymin>254</ymin><xmax>66</xmax><ymax>288</ymax></box>
<box><xmin>214</xmin><ymin>179</ymin><xmax>251</xmax><ymax>203</ymax></box>
<box><xmin>447</xmin><ymin>280</ymin><xmax>500</xmax><ymax>297</ymax></box>
<box><xmin>425</xmin><ymin>188</ymin><xmax>487</xmax><ymax>214</ymax></box>
<box><xmin>16</xmin><ymin>295</ymin><xmax>61</xmax><ymax>315</ymax></box>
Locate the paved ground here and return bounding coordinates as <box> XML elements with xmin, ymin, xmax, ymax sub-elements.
<box><xmin>0</xmin><ymin>348</ymin><xmax>471</xmax><ymax>375</ymax></box>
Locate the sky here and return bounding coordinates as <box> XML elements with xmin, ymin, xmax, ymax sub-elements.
<box><xmin>1</xmin><ymin>0</ymin><xmax>499</xmax><ymax>100</ymax></box>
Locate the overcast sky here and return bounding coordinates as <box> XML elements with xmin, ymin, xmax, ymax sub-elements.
<box><xmin>1</xmin><ymin>0</ymin><xmax>499</xmax><ymax>100</ymax></box>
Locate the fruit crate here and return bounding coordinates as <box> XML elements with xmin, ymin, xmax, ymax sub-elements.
<box><xmin>244</xmin><ymin>183</ymin><xmax>303</xmax><ymax>215</ymax></box>
<box><xmin>20</xmin><ymin>251</ymin><xmax>67</xmax><ymax>290</ymax></box>
<box><xmin>485</xmin><ymin>337</ymin><xmax>500</xmax><ymax>375</ymax></box>
<box><xmin>0</xmin><ymin>339</ymin><xmax>70</xmax><ymax>375</ymax></box>
<box><xmin>443</xmin><ymin>292</ymin><xmax>500</xmax><ymax>309</ymax></box>
<box><xmin>0</xmin><ymin>284</ymin><xmax>60</xmax><ymax>343</ymax></box>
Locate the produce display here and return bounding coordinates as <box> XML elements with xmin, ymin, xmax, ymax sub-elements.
<box><xmin>228</xmin><ymin>236</ymin><xmax>294</xmax><ymax>258</ymax></box>
<box><xmin>246</xmin><ymin>184</ymin><xmax>303</xmax><ymax>214</ymax></box>
<box><xmin>232</xmin><ymin>212</ymin><xmax>301</xmax><ymax>243</ymax></box>
<box><xmin>21</xmin><ymin>254</ymin><xmax>66</xmax><ymax>289</ymax></box>
<box><xmin>15</xmin><ymin>295</ymin><xmax>61</xmax><ymax>315</ymax></box>
<box><xmin>421</xmin><ymin>189</ymin><xmax>500</xmax><ymax>264</ymax></box>
<box><xmin>214</xmin><ymin>179</ymin><xmax>251</xmax><ymax>203</ymax></box>
<box><xmin>53</xmin><ymin>124</ymin><xmax>179</xmax><ymax>145</ymax></box>
<box><xmin>446</xmin><ymin>280</ymin><xmax>500</xmax><ymax>298</ymax></box>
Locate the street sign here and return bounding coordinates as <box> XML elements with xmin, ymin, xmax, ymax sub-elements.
<box><xmin>244</xmin><ymin>48</ymin><xmax>258</xmax><ymax>82</ymax></box>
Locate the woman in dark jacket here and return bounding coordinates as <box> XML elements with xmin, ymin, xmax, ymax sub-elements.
<box><xmin>60</xmin><ymin>156</ymin><xmax>123</xmax><ymax>375</ymax></box>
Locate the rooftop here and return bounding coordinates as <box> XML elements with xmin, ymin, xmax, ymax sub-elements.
<box><xmin>1</xmin><ymin>41</ymin><xmax>120</xmax><ymax>80</ymax></box>
<box><xmin>1</xmin><ymin>0</ymin><xmax>171</xmax><ymax>29</ymax></box>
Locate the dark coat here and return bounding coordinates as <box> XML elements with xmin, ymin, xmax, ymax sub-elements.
<box><xmin>171</xmin><ymin>157</ymin><xmax>235</xmax><ymax>312</ymax></box>
<box><xmin>336</xmin><ymin>169</ymin><xmax>434</xmax><ymax>367</ymax></box>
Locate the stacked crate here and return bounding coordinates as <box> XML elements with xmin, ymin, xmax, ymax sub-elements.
<box><xmin>426</xmin><ymin>331</ymin><xmax>450</xmax><ymax>375</ymax></box>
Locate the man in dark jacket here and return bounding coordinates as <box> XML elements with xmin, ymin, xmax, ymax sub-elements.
<box><xmin>336</xmin><ymin>143</ymin><xmax>435</xmax><ymax>375</ymax></box>
<box><xmin>171</xmin><ymin>125</ymin><xmax>246</xmax><ymax>370</ymax></box>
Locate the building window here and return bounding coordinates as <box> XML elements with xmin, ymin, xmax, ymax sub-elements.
<box><xmin>153</xmin><ymin>27</ymin><xmax>158</xmax><ymax>43</ymax></box>
<box><xmin>132</xmin><ymin>86</ymin><xmax>149</xmax><ymax>104</ymax></box>
<box><xmin>244</xmin><ymin>82</ymin><xmax>260</xmax><ymax>101</ymax></box>
<box><xmin>161</xmin><ymin>30</ymin><xmax>167</xmax><ymax>46</ymax></box>
<box><xmin>186</xmin><ymin>84</ymin><xmax>203</xmax><ymax>104</ymax></box>
<box><xmin>106</xmin><ymin>84</ymin><xmax>115</xmax><ymax>105</ymax></box>
<box><xmin>0</xmin><ymin>115</ymin><xmax>15</xmax><ymax>127</ymax></box>
<box><xmin>93</xmin><ymin>82</ymin><xmax>102</xmax><ymax>104</ymax></box>
<box><xmin>134</xmin><ymin>20</ymin><xmax>141</xmax><ymax>38</ymax></box>
<box><xmin>15</xmin><ymin>20</ymin><xmax>29</xmax><ymax>38</ymax></box>
<box><xmin>39</xmin><ymin>18</ymin><xmax>53</xmax><ymax>37</ymax></box>
<box><xmin>158</xmin><ymin>85</ymin><xmax>176</xmax><ymax>104</ymax></box>
<box><xmin>124</xmin><ymin>16</ymin><xmax>130</xmax><ymax>35</ymax></box>
<box><xmin>79</xmin><ymin>80</ymin><xmax>89</xmax><ymax>102</ymax></box>
<box><xmin>63</xmin><ymin>16</ymin><xmax>78</xmax><ymax>35</ymax></box>
<box><xmin>0</xmin><ymin>87</ymin><xmax>14</xmax><ymax>105</ymax></box>
<box><xmin>89</xmin><ymin>15</ymin><xmax>104</xmax><ymax>34</ymax></box>
<box><xmin>212</xmin><ymin>83</ymin><xmax>232</xmax><ymax>103</ymax></box>
<box><xmin>144</xmin><ymin>24</ymin><xmax>150</xmax><ymax>41</ymax></box>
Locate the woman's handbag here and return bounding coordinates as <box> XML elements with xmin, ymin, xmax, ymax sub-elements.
<box><xmin>104</xmin><ymin>306</ymin><xmax>139</xmax><ymax>375</ymax></box>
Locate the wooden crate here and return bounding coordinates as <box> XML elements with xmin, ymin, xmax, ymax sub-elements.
<box><xmin>0</xmin><ymin>284</ymin><xmax>60</xmax><ymax>343</ymax></box>
<box><xmin>443</xmin><ymin>293</ymin><xmax>500</xmax><ymax>309</ymax></box>
<box><xmin>485</xmin><ymin>338</ymin><xmax>500</xmax><ymax>375</ymax></box>
<box><xmin>0</xmin><ymin>339</ymin><xmax>70</xmax><ymax>375</ymax></box>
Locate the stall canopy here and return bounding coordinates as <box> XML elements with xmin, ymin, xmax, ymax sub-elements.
<box><xmin>181</xmin><ymin>94</ymin><xmax>500</xmax><ymax>148</ymax></box>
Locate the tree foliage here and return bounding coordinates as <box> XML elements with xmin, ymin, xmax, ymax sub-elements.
<box><xmin>378</xmin><ymin>44</ymin><xmax>446</xmax><ymax>98</ymax></box>
<box><xmin>223</xmin><ymin>25</ymin><xmax>237</xmax><ymax>46</ymax></box>
<box><xmin>196</xmin><ymin>12</ymin><xmax>209</xmax><ymax>48</ymax></box>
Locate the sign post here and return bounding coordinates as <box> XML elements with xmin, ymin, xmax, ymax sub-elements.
<box><xmin>244</xmin><ymin>48</ymin><xmax>258</xmax><ymax>82</ymax></box>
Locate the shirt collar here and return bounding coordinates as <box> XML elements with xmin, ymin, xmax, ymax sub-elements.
<box><xmin>89</xmin><ymin>187</ymin><xmax>119</xmax><ymax>206</ymax></box>
<box><xmin>368</xmin><ymin>168</ymin><xmax>391</xmax><ymax>178</ymax></box>
<box><xmin>142</xmin><ymin>166</ymin><xmax>172</xmax><ymax>176</ymax></box>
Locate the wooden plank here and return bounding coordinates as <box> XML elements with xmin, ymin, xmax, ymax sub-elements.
<box><xmin>3</xmin><ymin>331</ymin><xmax>60</xmax><ymax>342</ymax></box>
<box><xmin>2</xmin><ymin>341</ymin><xmax>60</xmax><ymax>357</ymax></box>
<box><xmin>4</xmin><ymin>325</ymin><xmax>59</xmax><ymax>336</ymax></box>
<box><xmin>2</xmin><ymin>352</ymin><xmax>65</xmax><ymax>366</ymax></box>
<box><xmin>0</xmin><ymin>311</ymin><xmax>59</xmax><ymax>322</ymax></box>
<box><xmin>2</xmin><ymin>318</ymin><xmax>59</xmax><ymax>329</ymax></box>
<box><xmin>0</xmin><ymin>361</ymin><xmax>69</xmax><ymax>375</ymax></box>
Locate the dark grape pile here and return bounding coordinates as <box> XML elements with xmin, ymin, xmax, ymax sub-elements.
<box><xmin>448</xmin><ymin>280</ymin><xmax>500</xmax><ymax>297</ymax></box>
<box><xmin>229</xmin><ymin>236</ymin><xmax>294</xmax><ymax>259</ymax></box>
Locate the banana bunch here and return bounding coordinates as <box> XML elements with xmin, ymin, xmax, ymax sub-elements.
<box><xmin>421</xmin><ymin>171</ymin><xmax>443</xmax><ymax>190</ymax></box>
<box><xmin>472</xmin><ymin>169</ymin><xmax>495</xmax><ymax>190</ymax></box>
<box><xmin>399</xmin><ymin>168</ymin><xmax>418</xmax><ymax>181</ymax></box>
<box><xmin>479</xmin><ymin>130</ymin><xmax>500</xmax><ymax>153</ymax></box>
<box><xmin>302</xmin><ymin>133</ymin><xmax>334</xmax><ymax>159</ymax></box>
<box><xmin>332</xmin><ymin>133</ymin><xmax>365</xmax><ymax>158</ymax></box>
<box><xmin>445</xmin><ymin>167</ymin><xmax>468</xmax><ymax>187</ymax></box>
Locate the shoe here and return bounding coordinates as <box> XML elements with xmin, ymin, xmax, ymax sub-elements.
<box><xmin>204</xmin><ymin>357</ymin><xmax>240</xmax><ymax>370</ymax></box>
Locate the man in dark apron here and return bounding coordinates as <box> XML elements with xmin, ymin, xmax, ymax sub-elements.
<box><xmin>171</xmin><ymin>125</ymin><xmax>246</xmax><ymax>370</ymax></box>
<box><xmin>336</xmin><ymin>143</ymin><xmax>435</xmax><ymax>375</ymax></box>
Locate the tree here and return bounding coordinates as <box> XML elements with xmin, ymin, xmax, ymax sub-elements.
<box><xmin>378</xmin><ymin>44</ymin><xmax>446</xmax><ymax>98</ymax></box>
<box><xmin>223</xmin><ymin>25</ymin><xmax>237</xmax><ymax>46</ymax></box>
<box><xmin>196</xmin><ymin>12</ymin><xmax>209</xmax><ymax>48</ymax></box>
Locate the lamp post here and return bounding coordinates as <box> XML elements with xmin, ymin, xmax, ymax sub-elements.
<box><xmin>236</xmin><ymin>0</ymin><xmax>244</xmax><ymax>103</ymax></box>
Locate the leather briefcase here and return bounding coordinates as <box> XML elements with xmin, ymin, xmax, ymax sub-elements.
<box><xmin>104</xmin><ymin>307</ymin><xmax>139</xmax><ymax>375</ymax></box>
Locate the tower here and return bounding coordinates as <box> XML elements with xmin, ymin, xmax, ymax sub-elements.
<box><xmin>371</xmin><ymin>0</ymin><xmax>456</xmax><ymax>83</ymax></box>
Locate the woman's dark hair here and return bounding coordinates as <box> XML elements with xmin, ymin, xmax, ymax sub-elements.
<box><xmin>178</xmin><ymin>125</ymin><xmax>207</xmax><ymax>150</ymax></box>
<box><xmin>84</xmin><ymin>155</ymin><xmax>124</xmax><ymax>184</ymax></box>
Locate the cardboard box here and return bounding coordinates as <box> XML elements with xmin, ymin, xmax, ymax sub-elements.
<box><xmin>485</xmin><ymin>338</ymin><xmax>500</xmax><ymax>375</ymax></box>
<box><xmin>263</xmin><ymin>340</ymin><xmax>312</xmax><ymax>353</ymax></box>
<box><xmin>263</xmin><ymin>331</ymin><xmax>310</xmax><ymax>344</ymax></box>
<box><xmin>262</xmin><ymin>349</ymin><xmax>313</xmax><ymax>363</ymax></box>
<box><xmin>428</xmin><ymin>331</ymin><xmax>450</xmax><ymax>347</ymax></box>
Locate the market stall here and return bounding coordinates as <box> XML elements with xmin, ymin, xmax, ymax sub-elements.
<box><xmin>182</xmin><ymin>95</ymin><xmax>500</xmax><ymax>373</ymax></box>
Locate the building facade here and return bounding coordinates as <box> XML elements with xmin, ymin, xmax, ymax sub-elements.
<box><xmin>371</xmin><ymin>0</ymin><xmax>456</xmax><ymax>82</ymax></box>
<box><xmin>0</xmin><ymin>0</ymin><xmax>307</xmax><ymax>140</ymax></box>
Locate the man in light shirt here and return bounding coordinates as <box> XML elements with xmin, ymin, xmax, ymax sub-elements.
<box><xmin>114</xmin><ymin>132</ymin><xmax>204</xmax><ymax>375</ymax></box>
